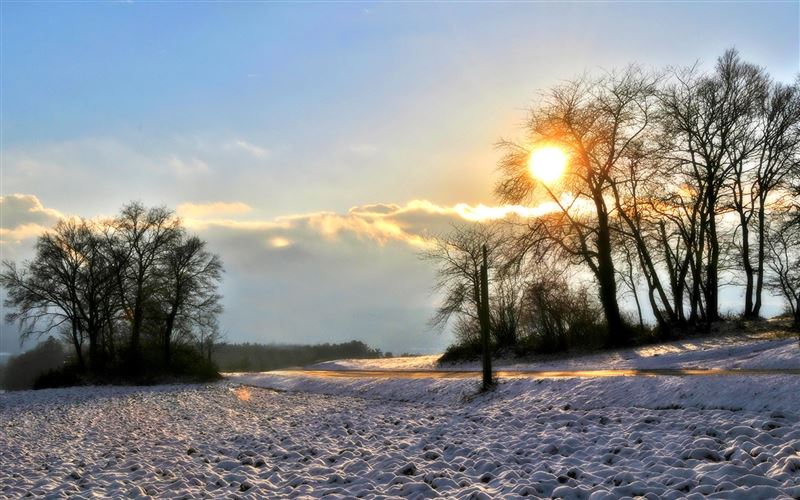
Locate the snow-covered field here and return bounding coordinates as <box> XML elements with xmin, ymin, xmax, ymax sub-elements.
<box><xmin>2</xmin><ymin>335</ymin><xmax>800</xmax><ymax>499</ymax></box>
<box><xmin>310</xmin><ymin>334</ymin><xmax>800</xmax><ymax>372</ymax></box>
<box><xmin>1</xmin><ymin>374</ymin><xmax>799</xmax><ymax>498</ymax></box>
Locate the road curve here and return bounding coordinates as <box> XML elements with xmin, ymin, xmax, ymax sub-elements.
<box><xmin>270</xmin><ymin>368</ymin><xmax>800</xmax><ymax>379</ymax></box>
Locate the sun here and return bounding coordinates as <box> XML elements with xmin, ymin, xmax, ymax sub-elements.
<box><xmin>528</xmin><ymin>146</ymin><xmax>568</xmax><ymax>184</ymax></box>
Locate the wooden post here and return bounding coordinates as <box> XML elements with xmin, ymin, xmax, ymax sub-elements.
<box><xmin>479</xmin><ymin>244</ymin><xmax>493</xmax><ymax>389</ymax></box>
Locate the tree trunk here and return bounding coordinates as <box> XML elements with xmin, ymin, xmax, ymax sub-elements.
<box><xmin>739</xmin><ymin>210</ymin><xmax>755</xmax><ymax>318</ymax></box>
<box><xmin>753</xmin><ymin>202</ymin><xmax>766</xmax><ymax>317</ymax></box>
<box><xmin>129</xmin><ymin>282</ymin><xmax>144</xmax><ymax>373</ymax></box>
<box><xmin>71</xmin><ymin>321</ymin><xmax>85</xmax><ymax>371</ymax></box>
<box><xmin>88</xmin><ymin>328</ymin><xmax>100</xmax><ymax>373</ymax></box>
<box><xmin>794</xmin><ymin>298</ymin><xmax>800</xmax><ymax>331</ymax></box>
<box><xmin>595</xmin><ymin>207</ymin><xmax>628</xmax><ymax>346</ymax></box>
<box><xmin>704</xmin><ymin>202</ymin><xmax>721</xmax><ymax>322</ymax></box>
<box><xmin>164</xmin><ymin>303</ymin><xmax>179</xmax><ymax>367</ymax></box>
<box><xmin>479</xmin><ymin>245</ymin><xmax>493</xmax><ymax>390</ymax></box>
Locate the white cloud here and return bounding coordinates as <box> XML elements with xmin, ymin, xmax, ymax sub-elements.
<box><xmin>185</xmin><ymin>199</ymin><xmax>559</xmax><ymax>250</ymax></box>
<box><xmin>168</xmin><ymin>156</ymin><xmax>210</xmax><ymax>177</ymax></box>
<box><xmin>0</xmin><ymin>223</ymin><xmax>52</xmax><ymax>243</ymax></box>
<box><xmin>0</xmin><ymin>194</ymin><xmax>63</xmax><ymax>228</ymax></box>
<box><xmin>0</xmin><ymin>195</ymin><xmax>555</xmax><ymax>352</ymax></box>
<box><xmin>227</xmin><ymin>140</ymin><xmax>270</xmax><ymax>158</ymax></box>
<box><xmin>0</xmin><ymin>194</ymin><xmax>64</xmax><ymax>244</ymax></box>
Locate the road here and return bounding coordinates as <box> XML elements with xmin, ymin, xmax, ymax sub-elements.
<box><xmin>269</xmin><ymin>368</ymin><xmax>800</xmax><ymax>379</ymax></box>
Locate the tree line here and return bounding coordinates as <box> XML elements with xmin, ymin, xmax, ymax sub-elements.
<box><xmin>426</xmin><ymin>49</ymin><xmax>800</xmax><ymax>357</ymax></box>
<box><xmin>212</xmin><ymin>340</ymin><xmax>385</xmax><ymax>372</ymax></box>
<box><xmin>0</xmin><ymin>338</ymin><xmax>391</xmax><ymax>390</ymax></box>
<box><xmin>1</xmin><ymin>202</ymin><xmax>224</xmax><ymax>382</ymax></box>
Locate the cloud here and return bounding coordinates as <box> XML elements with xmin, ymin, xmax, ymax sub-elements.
<box><xmin>269</xmin><ymin>236</ymin><xmax>292</xmax><ymax>248</ymax></box>
<box><xmin>0</xmin><ymin>223</ymin><xmax>52</xmax><ymax>242</ymax></box>
<box><xmin>348</xmin><ymin>203</ymin><xmax>402</xmax><ymax>216</ymax></box>
<box><xmin>0</xmin><ymin>194</ymin><xmax>63</xmax><ymax>228</ymax></box>
<box><xmin>177</xmin><ymin>201</ymin><xmax>252</xmax><ymax>218</ymax></box>
<box><xmin>0</xmin><ymin>195</ymin><xmax>556</xmax><ymax>353</ymax></box>
<box><xmin>0</xmin><ymin>194</ymin><xmax>63</xmax><ymax>243</ymax></box>
<box><xmin>226</xmin><ymin>140</ymin><xmax>270</xmax><ymax>158</ymax></box>
<box><xmin>183</xmin><ymin>199</ymin><xmax>558</xmax><ymax>250</ymax></box>
<box><xmin>168</xmin><ymin>156</ymin><xmax>210</xmax><ymax>177</ymax></box>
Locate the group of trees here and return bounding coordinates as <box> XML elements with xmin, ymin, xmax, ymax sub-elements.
<box><xmin>427</xmin><ymin>50</ymin><xmax>800</xmax><ymax>356</ymax></box>
<box><xmin>1</xmin><ymin>202</ymin><xmax>224</xmax><ymax>380</ymax></box>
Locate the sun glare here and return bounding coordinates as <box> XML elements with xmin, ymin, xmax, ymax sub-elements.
<box><xmin>528</xmin><ymin>146</ymin><xmax>568</xmax><ymax>184</ymax></box>
<box><xmin>234</xmin><ymin>387</ymin><xmax>251</xmax><ymax>402</ymax></box>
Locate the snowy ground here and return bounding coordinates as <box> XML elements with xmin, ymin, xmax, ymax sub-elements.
<box><xmin>1</xmin><ymin>373</ymin><xmax>799</xmax><ymax>498</ymax></box>
<box><xmin>2</xmin><ymin>335</ymin><xmax>800</xmax><ymax>499</ymax></box>
<box><xmin>310</xmin><ymin>334</ymin><xmax>800</xmax><ymax>372</ymax></box>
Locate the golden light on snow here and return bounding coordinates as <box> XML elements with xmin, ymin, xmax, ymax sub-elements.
<box><xmin>235</xmin><ymin>387</ymin><xmax>252</xmax><ymax>401</ymax></box>
<box><xmin>528</xmin><ymin>146</ymin><xmax>568</xmax><ymax>184</ymax></box>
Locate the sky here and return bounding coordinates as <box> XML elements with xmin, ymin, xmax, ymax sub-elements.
<box><xmin>1</xmin><ymin>1</ymin><xmax>798</xmax><ymax>355</ymax></box>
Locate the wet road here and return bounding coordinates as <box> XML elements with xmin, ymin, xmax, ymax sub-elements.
<box><xmin>270</xmin><ymin>368</ymin><xmax>800</xmax><ymax>379</ymax></box>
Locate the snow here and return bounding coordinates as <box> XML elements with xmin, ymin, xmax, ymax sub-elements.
<box><xmin>310</xmin><ymin>335</ymin><xmax>800</xmax><ymax>372</ymax></box>
<box><xmin>0</xmin><ymin>372</ymin><xmax>798</xmax><ymax>498</ymax></box>
<box><xmin>2</xmin><ymin>335</ymin><xmax>800</xmax><ymax>498</ymax></box>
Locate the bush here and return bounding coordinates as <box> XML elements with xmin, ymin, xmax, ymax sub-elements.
<box><xmin>438</xmin><ymin>337</ymin><xmax>483</xmax><ymax>364</ymax></box>
<box><xmin>33</xmin><ymin>362</ymin><xmax>83</xmax><ymax>390</ymax></box>
<box><xmin>213</xmin><ymin>340</ymin><xmax>383</xmax><ymax>372</ymax></box>
<box><xmin>27</xmin><ymin>342</ymin><xmax>221</xmax><ymax>389</ymax></box>
<box><xmin>1</xmin><ymin>338</ymin><xmax>68</xmax><ymax>391</ymax></box>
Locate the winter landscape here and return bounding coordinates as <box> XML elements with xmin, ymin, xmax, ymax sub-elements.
<box><xmin>2</xmin><ymin>2</ymin><xmax>800</xmax><ymax>500</ymax></box>
<box><xmin>2</xmin><ymin>333</ymin><xmax>800</xmax><ymax>498</ymax></box>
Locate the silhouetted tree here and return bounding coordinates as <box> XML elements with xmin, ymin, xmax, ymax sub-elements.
<box><xmin>748</xmin><ymin>80</ymin><xmax>800</xmax><ymax>317</ymax></box>
<box><xmin>660</xmin><ymin>50</ymin><xmax>768</xmax><ymax>322</ymax></box>
<box><xmin>109</xmin><ymin>203</ymin><xmax>181</xmax><ymax>370</ymax></box>
<box><xmin>2</xmin><ymin>202</ymin><xmax>224</xmax><ymax>383</ymax></box>
<box><xmin>1</xmin><ymin>219</ymin><xmax>93</xmax><ymax>369</ymax></box>
<box><xmin>421</xmin><ymin>223</ymin><xmax>507</xmax><ymax>336</ymax></box>
<box><xmin>497</xmin><ymin>67</ymin><xmax>657</xmax><ymax>346</ymax></box>
<box><xmin>155</xmin><ymin>234</ymin><xmax>223</xmax><ymax>366</ymax></box>
<box><xmin>767</xmin><ymin>214</ymin><xmax>800</xmax><ymax>329</ymax></box>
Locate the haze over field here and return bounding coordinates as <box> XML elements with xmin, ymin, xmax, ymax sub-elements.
<box><xmin>1</xmin><ymin>2</ymin><xmax>798</xmax><ymax>354</ymax></box>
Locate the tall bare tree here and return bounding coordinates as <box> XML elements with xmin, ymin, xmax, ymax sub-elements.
<box><xmin>109</xmin><ymin>203</ymin><xmax>181</xmax><ymax>368</ymax></box>
<box><xmin>496</xmin><ymin>67</ymin><xmax>659</xmax><ymax>345</ymax></box>
<box><xmin>155</xmin><ymin>235</ymin><xmax>223</xmax><ymax>366</ymax></box>
<box><xmin>766</xmin><ymin>214</ymin><xmax>800</xmax><ymax>328</ymax></box>
<box><xmin>421</xmin><ymin>223</ymin><xmax>506</xmax><ymax>336</ymax></box>
<box><xmin>660</xmin><ymin>49</ymin><xmax>768</xmax><ymax>322</ymax></box>
<box><xmin>748</xmin><ymin>81</ymin><xmax>800</xmax><ymax>316</ymax></box>
<box><xmin>1</xmin><ymin>219</ymin><xmax>95</xmax><ymax>369</ymax></box>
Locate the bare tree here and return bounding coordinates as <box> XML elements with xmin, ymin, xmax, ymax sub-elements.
<box><xmin>748</xmin><ymin>81</ymin><xmax>800</xmax><ymax>316</ymax></box>
<box><xmin>496</xmin><ymin>67</ymin><xmax>658</xmax><ymax>346</ymax></box>
<box><xmin>3</xmin><ymin>202</ymin><xmax>225</xmax><ymax>381</ymax></box>
<box><xmin>660</xmin><ymin>49</ymin><xmax>768</xmax><ymax>322</ymax></box>
<box><xmin>766</xmin><ymin>214</ymin><xmax>800</xmax><ymax>328</ymax></box>
<box><xmin>155</xmin><ymin>234</ymin><xmax>223</xmax><ymax>366</ymax></box>
<box><xmin>421</xmin><ymin>223</ymin><xmax>510</xmax><ymax>345</ymax></box>
<box><xmin>1</xmin><ymin>219</ymin><xmax>93</xmax><ymax>369</ymax></box>
<box><xmin>109</xmin><ymin>203</ymin><xmax>181</xmax><ymax>368</ymax></box>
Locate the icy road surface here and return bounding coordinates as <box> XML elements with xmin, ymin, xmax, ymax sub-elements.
<box><xmin>3</xmin><ymin>375</ymin><xmax>800</xmax><ymax>499</ymax></box>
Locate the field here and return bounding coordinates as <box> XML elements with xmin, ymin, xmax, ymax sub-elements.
<box><xmin>2</xmin><ymin>336</ymin><xmax>800</xmax><ymax>499</ymax></box>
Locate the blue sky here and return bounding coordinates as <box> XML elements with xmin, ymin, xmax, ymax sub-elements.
<box><xmin>1</xmin><ymin>1</ymin><xmax>798</xmax><ymax>354</ymax></box>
